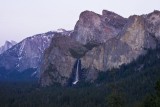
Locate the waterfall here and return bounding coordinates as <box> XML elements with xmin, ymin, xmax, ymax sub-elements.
<box><xmin>72</xmin><ymin>59</ymin><xmax>80</xmax><ymax>85</ymax></box>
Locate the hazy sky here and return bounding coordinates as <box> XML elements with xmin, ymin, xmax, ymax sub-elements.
<box><xmin>0</xmin><ymin>0</ymin><xmax>160</xmax><ymax>46</ymax></box>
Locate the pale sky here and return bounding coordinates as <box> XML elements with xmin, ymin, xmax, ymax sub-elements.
<box><xmin>0</xmin><ymin>0</ymin><xmax>160</xmax><ymax>46</ymax></box>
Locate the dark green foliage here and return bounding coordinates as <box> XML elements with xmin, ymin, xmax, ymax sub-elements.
<box><xmin>106</xmin><ymin>92</ymin><xmax>125</xmax><ymax>107</ymax></box>
<box><xmin>0</xmin><ymin>48</ymin><xmax>160</xmax><ymax>107</ymax></box>
<box><xmin>96</xmin><ymin>48</ymin><xmax>160</xmax><ymax>106</ymax></box>
<box><xmin>0</xmin><ymin>82</ymin><xmax>108</xmax><ymax>107</ymax></box>
<box><xmin>0</xmin><ymin>68</ymin><xmax>37</xmax><ymax>82</ymax></box>
<box><xmin>155</xmin><ymin>80</ymin><xmax>160</xmax><ymax>97</ymax></box>
<box><xmin>106</xmin><ymin>84</ymin><xmax>126</xmax><ymax>107</ymax></box>
<box><xmin>142</xmin><ymin>80</ymin><xmax>160</xmax><ymax>107</ymax></box>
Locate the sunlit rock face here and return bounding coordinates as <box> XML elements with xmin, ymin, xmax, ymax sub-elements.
<box><xmin>71</xmin><ymin>10</ymin><xmax>127</xmax><ymax>44</ymax></box>
<box><xmin>40</xmin><ymin>10</ymin><xmax>160</xmax><ymax>86</ymax></box>
<box><xmin>107</xmin><ymin>16</ymin><xmax>147</xmax><ymax>68</ymax></box>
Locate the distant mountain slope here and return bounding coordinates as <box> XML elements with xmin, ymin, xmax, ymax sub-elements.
<box><xmin>0</xmin><ymin>40</ymin><xmax>17</xmax><ymax>54</ymax></box>
<box><xmin>0</xmin><ymin>30</ymin><xmax>72</xmax><ymax>80</ymax></box>
<box><xmin>0</xmin><ymin>32</ymin><xmax>54</xmax><ymax>72</ymax></box>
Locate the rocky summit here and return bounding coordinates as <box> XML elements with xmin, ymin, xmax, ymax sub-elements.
<box><xmin>71</xmin><ymin>10</ymin><xmax>127</xmax><ymax>44</ymax></box>
<box><xmin>40</xmin><ymin>10</ymin><xmax>160</xmax><ymax>86</ymax></box>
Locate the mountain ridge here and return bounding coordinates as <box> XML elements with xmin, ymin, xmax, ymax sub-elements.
<box><xmin>40</xmin><ymin>10</ymin><xmax>160</xmax><ymax>86</ymax></box>
<box><xmin>0</xmin><ymin>40</ymin><xmax>17</xmax><ymax>54</ymax></box>
<box><xmin>0</xmin><ymin>30</ymin><xmax>72</xmax><ymax>80</ymax></box>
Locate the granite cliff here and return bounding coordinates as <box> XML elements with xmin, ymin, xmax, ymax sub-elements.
<box><xmin>40</xmin><ymin>10</ymin><xmax>160</xmax><ymax>86</ymax></box>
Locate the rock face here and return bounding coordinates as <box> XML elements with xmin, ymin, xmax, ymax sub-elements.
<box><xmin>146</xmin><ymin>10</ymin><xmax>160</xmax><ymax>40</ymax></box>
<box><xmin>40</xmin><ymin>10</ymin><xmax>160</xmax><ymax>86</ymax></box>
<box><xmin>71</xmin><ymin>10</ymin><xmax>127</xmax><ymax>44</ymax></box>
<box><xmin>0</xmin><ymin>40</ymin><xmax>17</xmax><ymax>54</ymax></box>
<box><xmin>40</xmin><ymin>34</ymin><xmax>89</xmax><ymax>86</ymax></box>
